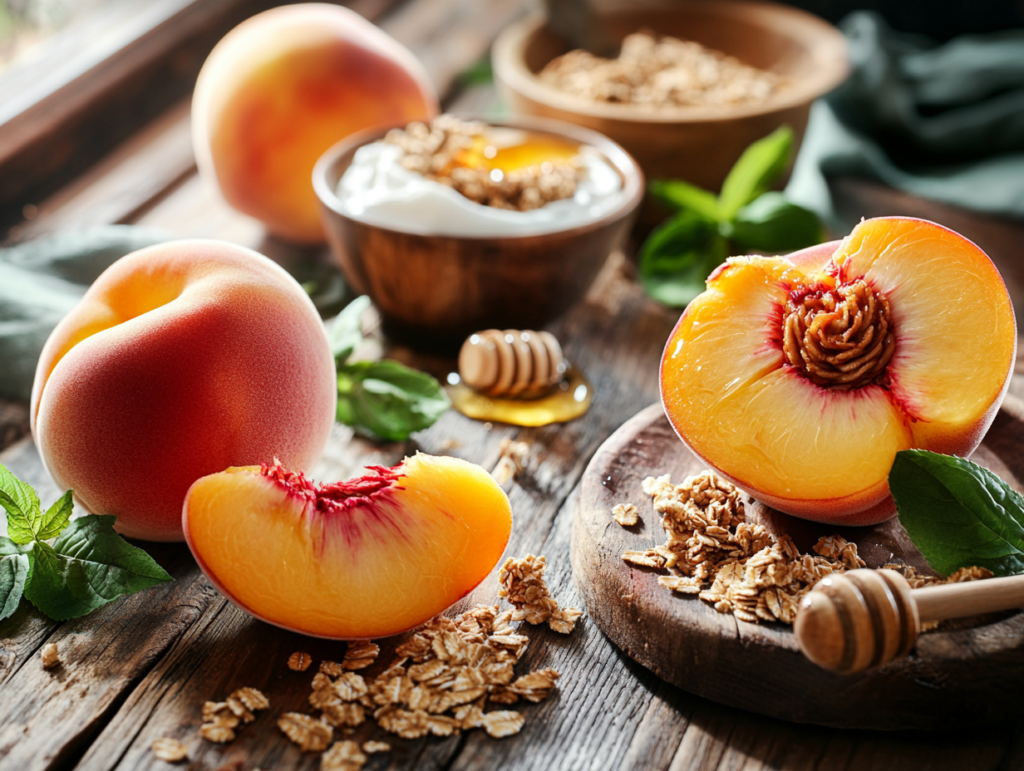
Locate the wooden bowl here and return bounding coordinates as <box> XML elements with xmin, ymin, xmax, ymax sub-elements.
<box><xmin>492</xmin><ymin>1</ymin><xmax>849</xmax><ymax>197</ymax></box>
<box><xmin>313</xmin><ymin>117</ymin><xmax>643</xmax><ymax>351</ymax></box>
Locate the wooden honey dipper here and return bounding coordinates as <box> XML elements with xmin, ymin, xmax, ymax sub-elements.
<box><xmin>795</xmin><ymin>568</ymin><xmax>1024</xmax><ymax>673</ymax></box>
<box><xmin>458</xmin><ymin>329</ymin><xmax>566</xmax><ymax>398</ymax></box>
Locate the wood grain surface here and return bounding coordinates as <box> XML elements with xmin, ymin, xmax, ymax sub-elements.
<box><xmin>4</xmin><ymin>0</ymin><xmax>1024</xmax><ymax>768</ymax></box>
<box><xmin>573</xmin><ymin>402</ymin><xmax>1024</xmax><ymax>731</ymax></box>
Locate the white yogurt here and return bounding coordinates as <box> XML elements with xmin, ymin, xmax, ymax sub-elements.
<box><xmin>336</xmin><ymin>140</ymin><xmax>625</xmax><ymax>237</ymax></box>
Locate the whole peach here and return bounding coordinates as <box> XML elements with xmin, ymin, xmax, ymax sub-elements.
<box><xmin>31</xmin><ymin>240</ymin><xmax>337</xmax><ymax>542</ymax></box>
<box><xmin>192</xmin><ymin>3</ymin><xmax>439</xmax><ymax>243</ymax></box>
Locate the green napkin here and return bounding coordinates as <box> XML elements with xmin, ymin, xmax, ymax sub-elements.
<box><xmin>0</xmin><ymin>226</ymin><xmax>169</xmax><ymax>402</ymax></box>
<box><xmin>786</xmin><ymin>11</ymin><xmax>1024</xmax><ymax>232</ymax></box>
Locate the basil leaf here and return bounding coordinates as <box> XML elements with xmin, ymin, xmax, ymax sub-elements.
<box><xmin>648</xmin><ymin>179</ymin><xmax>720</xmax><ymax>221</ymax></box>
<box><xmin>891</xmin><ymin>450</ymin><xmax>1024</xmax><ymax>577</ymax></box>
<box><xmin>337</xmin><ymin>360</ymin><xmax>450</xmax><ymax>442</ymax></box>
<box><xmin>724</xmin><ymin>193</ymin><xmax>824</xmax><ymax>253</ymax></box>
<box><xmin>638</xmin><ymin>211</ymin><xmax>727</xmax><ymax>308</ymax></box>
<box><xmin>330</xmin><ymin>295</ymin><xmax>372</xmax><ymax>364</ymax></box>
<box><xmin>718</xmin><ymin>126</ymin><xmax>793</xmax><ymax>220</ymax></box>
<box><xmin>0</xmin><ymin>463</ymin><xmax>41</xmax><ymax>544</ymax></box>
<box><xmin>0</xmin><ymin>537</ymin><xmax>29</xmax><ymax>621</ymax></box>
<box><xmin>25</xmin><ymin>515</ymin><xmax>173</xmax><ymax>620</ymax></box>
<box><xmin>35</xmin><ymin>489</ymin><xmax>73</xmax><ymax>541</ymax></box>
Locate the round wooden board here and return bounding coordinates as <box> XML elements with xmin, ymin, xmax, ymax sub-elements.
<box><xmin>572</xmin><ymin>400</ymin><xmax>1024</xmax><ymax>731</ymax></box>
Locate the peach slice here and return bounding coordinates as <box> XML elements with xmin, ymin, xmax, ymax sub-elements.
<box><xmin>661</xmin><ymin>217</ymin><xmax>1016</xmax><ymax>525</ymax></box>
<box><xmin>183</xmin><ymin>454</ymin><xmax>512</xmax><ymax>639</ymax></box>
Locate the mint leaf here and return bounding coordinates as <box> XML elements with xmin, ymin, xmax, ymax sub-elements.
<box><xmin>36</xmin><ymin>489</ymin><xmax>73</xmax><ymax>541</ymax></box>
<box><xmin>724</xmin><ymin>192</ymin><xmax>824</xmax><ymax>253</ymax></box>
<box><xmin>648</xmin><ymin>180</ymin><xmax>720</xmax><ymax>221</ymax></box>
<box><xmin>330</xmin><ymin>295</ymin><xmax>372</xmax><ymax>364</ymax></box>
<box><xmin>0</xmin><ymin>463</ymin><xmax>41</xmax><ymax>544</ymax></box>
<box><xmin>24</xmin><ymin>515</ymin><xmax>172</xmax><ymax>620</ymax></box>
<box><xmin>337</xmin><ymin>360</ymin><xmax>450</xmax><ymax>442</ymax></box>
<box><xmin>890</xmin><ymin>450</ymin><xmax>1024</xmax><ymax>577</ymax></box>
<box><xmin>0</xmin><ymin>538</ymin><xmax>29</xmax><ymax>621</ymax></box>
<box><xmin>718</xmin><ymin>126</ymin><xmax>793</xmax><ymax>220</ymax></box>
<box><xmin>638</xmin><ymin>211</ymin><xmax>728</xmax><ymax>308</ymax></box>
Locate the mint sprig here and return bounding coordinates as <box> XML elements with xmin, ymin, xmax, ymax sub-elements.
<box><xmin>890</xmin><ymin>449</ymin><xmax>1024</xmax><ymax>577</ymax></box>
<box><xmin>641</xmin><ymin>126</ymin><xmax>824</xmax><ymax>308</ymax></box>
<box><xmin>331</xmin><ymin>297</ymin><xmax>450</xmax><ymax>442</ymax></box>
<box><xmin>0</xmin><ymin>465</ymin><xmax>172</xmax><ymax>622</ymax></box>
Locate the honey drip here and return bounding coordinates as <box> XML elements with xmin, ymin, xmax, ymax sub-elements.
<box><xmin>447</xmin><ymin>367</ymin><xmax>592</xmax><ymax>427</ymax></box>
<box><xmin>782</xmin><ymin>279</ymin><xmax>895</xmax><ymax>390</ymax></box>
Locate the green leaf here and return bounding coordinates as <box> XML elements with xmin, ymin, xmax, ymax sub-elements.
<box><xmin>330</xmin><ymin>295</ymin><xmax>372</xmax><ymax>364</ymax></box>
<box><xmin>638</xmin><ymin>211</ymin><xmax>728</xmax><ymax>308</ymax></box>
<box><xmin>337</xmin><ymin>360</ymin><xmax>450</xmax><ymax>442</ymax></box>
<box><xmin>648</xmin><ymin>180</ymin><xmax>720</xmax><ymax>221</ymax></box>
<box><xmin>0</xmin><ymin>463</ymin><xmax>41</xmax><ymax>544</ymax></box>
<box><xmin>724</xmin><ymin>192</ymin><xmax>824</xmax><ymax>253</ymax></box>
<box><xmin>36</xmin><ymin>490</ymin><xmax>73</xmax><ymax>541</ymax></box>
<box><xmin>0</xmin><ymin>537</ymin><xmax>29</xmax><ymax>621</ymax></box>
<box><xmin>718</xmin><ymin>126</ymin><xmax>793</xmax><ymax>220</ymax></box>
<box><xmin>890</xmin><ymin>450</ymin><xmax>1024</xmax><ymax>577</ymax></box>
<box><xmin>25</xmin><ymin>516</ymin><xmax>172</xmax><ymax>620</ymax></box>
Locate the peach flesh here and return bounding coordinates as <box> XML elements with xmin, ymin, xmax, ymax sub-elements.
<box><xmin>183</xmin><ymin>454</ymin><xmax>513</xmax><ymax>639</ymax></box>
<box><xmin>31</xmin><ymin>240</ymin><xmax>337</xmax><ymax>542</ymax></box>
<box><xmin>661</xmin><ymin>217</ymin><xmax>1017</xmax><ymax>526</ymax></box>
<box><xmin>192</xmin><ymin>3</ymin><xmax>439</xmax><ymax>243</ymax></box>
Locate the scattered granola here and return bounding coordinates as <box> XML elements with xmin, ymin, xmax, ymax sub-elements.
<box><xmin>624</xmin><ymin>469</ymin><xmax>994</xmax><ymax>625</ymax></box>
<box><xmin>498</xmin><ymin>554</ymin><xmax>583</xmax><ymax>634</ymax></box>
<box><xmin>289</xmin><ymin>651</ymin><xmax>313</xmax><ymax>672</ymax></box>
<box><xmin>200</xmin><ymin>687</ymin><xmax>269</xmax><ymax>743</ymax></box>
<box><xmin>40</xmin><ymin>642</ymin><xmax>59</xmax><ymax>669</ymax></box>
<box><xmin>362</xmin><ymin>740</ymin><xmax>391</xmax><ymax>754</ymax></box>
<box><xmin>539</xmin><ymin>31</ymin><xmax>788</xmax><ymax>109</ymax></box>
<box><xmin>611</xmin><ymin>503</ymin><xmax>639</xmax><ymax>527</ymax></box>
<box><xmin>493</xmin><ymin>438</ymin><xmax>530</xmax><ymax>486</ymax></box>
<box><xmin>321</xmin><ymin>740</ymin><xmax>367</xmax><ymax>771</ymax></box>
<box><xmin>384</xmin><ymin>115</ymin><xmax>585</xmax><ymax>212</ymax></box>
<box><xmin>343</xmin><ymin>641</ymin><xmax>380</xmax><ymax>670</ymax></box>
<box><xmin>278</xmin><ymin>712</ymin><xmax>333</xmax><ymax>753</ymax></box>
<box><xmin>151</xmin><ymin>737</ymin><xmax>188</xmax><ymax>762</ymax></box>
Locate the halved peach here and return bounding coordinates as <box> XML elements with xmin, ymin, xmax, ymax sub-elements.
<box><xmin>183</xmin><ymin>454</ymin><xmax>512</xmax><ymax>639</ymax></box>
<box><xmin>661</xmin><ymin>217</ymin><xmax>1016</xmax><ymax>525</ymax></box>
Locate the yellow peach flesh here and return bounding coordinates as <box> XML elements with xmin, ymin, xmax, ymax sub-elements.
<box><xmin>183</xmin><ymin>454</ymin><xmax>513</xmax><ymax>639</ymax></box>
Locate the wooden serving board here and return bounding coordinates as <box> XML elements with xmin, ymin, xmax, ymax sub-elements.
<box><xmin>572</xmin><ymin>399</ymin><xmax>1024</xmax><ymax>731</ymax></box>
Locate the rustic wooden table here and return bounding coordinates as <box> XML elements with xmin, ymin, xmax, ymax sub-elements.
<box><xmin>4</xmin><ymin>1</ymin><xmax>1024</xmax><ymax>769</ymax></box>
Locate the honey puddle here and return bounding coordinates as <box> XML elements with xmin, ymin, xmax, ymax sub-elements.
<box><xmin>447</xmin><ymin>366</ymin><xmax>592</xmax><ymax>427</ymax></box>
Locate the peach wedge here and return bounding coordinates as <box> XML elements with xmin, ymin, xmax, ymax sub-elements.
<box><xmin>661</xmin><ymin>217</ymin><xmax>1016</xmax><ymax>525</ymax></box>
<box><xmin>183</xmin><ymin>454</ymin><xmax>512</xmax><ymax>639</ymax></box>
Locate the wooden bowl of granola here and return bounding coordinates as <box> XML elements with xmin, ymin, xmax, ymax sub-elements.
<box><xmin>313</xmin><ymin>116</ymin><xmax>643</xmax><ymax>351</ymax></box>
<box><xmin>493</xmin><ymin>1</ymin><xmax>848</xmax><ymax>196</ymax></box>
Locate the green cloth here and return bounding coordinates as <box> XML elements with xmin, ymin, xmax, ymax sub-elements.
<box><xmin>786</xmin><ymin>11</ymin><xmax>1024</xmax><ymax>232</ymax></box>
<box><xmin>0</xmin><ymin>226</ymin><xmax>169</xmax><ymax>402</ymax></box>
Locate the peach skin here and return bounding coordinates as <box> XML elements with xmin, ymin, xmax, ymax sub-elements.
<box><xmin>192</xmin><ymin>3</ymin><xmax>439</xmax><ymax>244</ymax></box>
<box><xmin>31</xmin><ymin>240</ymin><xmax>337</xmax><ymax>542</ymax></box>
<box><xmin>183</xmin><ymin>454</ymin><xmax>513</xmax><ymax>639</ymax></box>
<box><xmin>660</xmin><ymin>217</ymin><xmax>1016</xmax><ymax>525</ymax></box>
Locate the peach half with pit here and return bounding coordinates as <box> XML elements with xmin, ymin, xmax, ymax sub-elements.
<box><xmin>31</xmin><ymin>240</ymin><xmax>337</xmax><ymax>542</ymax></box>
<box><xmin>192</xmin><ymin>3</ymin><xmax>439</xmax><ymax>243</ymax></box>
<box><xmin>182</xmin><ymin>454</ymin><xmax>513</xmax><ymax>639</ymax></box>
<box><xmin>660</xmin><ymin>217</ymin><xmax>1016</xmax><ymax>526</ymax></box>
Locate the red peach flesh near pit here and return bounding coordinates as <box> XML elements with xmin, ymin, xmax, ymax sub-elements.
<box><xmin>660</xmin><ymin>217</ymin><xmax>1017</xmax><ymax>526</ymax></box>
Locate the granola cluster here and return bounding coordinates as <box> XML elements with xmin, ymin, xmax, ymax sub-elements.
<box><xmin>498</xmin><ymin>554</ymin><xmax>584</xmax><ymax>633</ymax></box>
<box><xmin>199</xmin><ymin>686</ymin><xmax>270</xmax><ymax>743</ymax></box>
<box><xmin>385</xmin><ymin>115</ymin><xmax>584</xmax><ymax>211</ymax></box>
<box><xmin>619</xmin><ymin>471</ymin><xmax>995</xmax><ymax>625</ymax></box>
<box><xmin>621</xmin><ymin>471</ymin><xmax>865</xmax><ymax>624</ymax></box>
<box><xmin>270</xmin><ymin>603</ymin><xmax>562</xmax><ymax>764</ymax></box>
<box><xmin>539</xmin><ymin>31</ymin><xmax>787</xmax><ymax>109</ymax></box>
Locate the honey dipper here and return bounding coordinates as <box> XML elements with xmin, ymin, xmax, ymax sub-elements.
<box><xmin>794</xmin><ymin>568</ymin><xmax>1024</xmax><ymax>673</ymax></box>
<box><xmin>458</xmin><ymin>329</ymin><xmax>566</xmax><ymax>398</ymax></box>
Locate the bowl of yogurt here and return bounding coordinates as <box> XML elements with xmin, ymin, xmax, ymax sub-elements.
<box><xmin>314</xmin><ymin>114</ymin><xmax>643</xmax><ymax>349</ymax></box>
